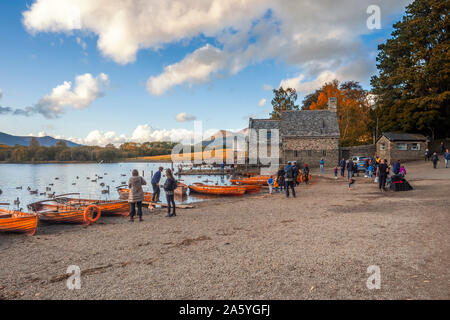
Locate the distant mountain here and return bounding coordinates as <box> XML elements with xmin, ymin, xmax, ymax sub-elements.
<box><xmin>0</xmin><ymin>132</ymin><xmax>82</xmax><ymax>147</ymax></box>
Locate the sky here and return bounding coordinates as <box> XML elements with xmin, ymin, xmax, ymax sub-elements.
<box><xmin>0</xmin><ymin>0</ymin><xmax>412</xmax><ymax>146</ymax></box>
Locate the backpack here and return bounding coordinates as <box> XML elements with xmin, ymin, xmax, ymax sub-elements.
<box><xmin>286</xmin><ymin>166</ymin><xmax>294</xmax><ymax>179</ymax></box>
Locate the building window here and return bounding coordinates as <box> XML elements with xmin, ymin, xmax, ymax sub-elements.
<box><xmin>397</xmin><ymin>143</ymin><xmax>408</xmax><ymax>151</ymax></box>
<box><xmin>307</xmin><ymin>150</ymin><xmax>312</xmax><ymax>157</ymax></box>
<box><xmin>266</xmin><ymin>131</ymin><xmax>271</xmax><ymax>140</ymax></box>
<box><xmin>294</xmin><ymin>150</ymin><xmax>298</xmax><ymax>157</ymax></box>
<box><xmin>411</xmin><ymin>143</ymin><xmax>420</xmax><ymax>151</ymax></box>
<box><xmin>379</xmin><ymin>143</ymin><xmax>386</xmax><ymax>151</ymax></box>
<box><xmin>322</xmin><ymin>150</ymin><xmax>327</xmax><ymax>157</ymax></box>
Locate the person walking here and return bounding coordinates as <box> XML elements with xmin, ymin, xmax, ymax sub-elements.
<box><xmin>163</xmin><ymin>169</ymin><xmax>177</xmax><ymax>217</ymax></box>
<box><xmin>333</xmin><ymin>166</ymin><xmax>338</xmax><ymax>179</ymax></box>
<box><xmin>425</xmin><ymin>148</ymin><xmax>431</xmax><ymax>162</ymax></box>
<box><xmin>277</xmin><ymin>166</ymin><xmax>285</xmax><ymax>192</ymax></box>
<box><xmin>340</xmin><ymin>158</ymin><xmax>346</xmax><ymax>178</ymax></box>
<box><xmin>377</xmin><ymin>159</ymin><xmax>389</xmax><ymax>191</ymax></box>
<box><xmin>268</xmin><ymin>176</ymin><xmax>274</xmax><ymax>194</ymax></box>
<box><xmin>368</xmin><ymin>160</ymin><xmax>373</xmax><ymax>178</ymax></box>
<box><xmin>347</xmin><ymin>159</ymin><xmax>354</xmax><ymax>179</ymax></box>
<box><xmin>444</xmin><ymin>149</ymin><xmax>450</xmax><ymax>168</ymax></box>
<box><xmin>151</xmin><ymin>167</ymin><xmax>163</xmax><ymax>202</ymax></box>
<box><xmin>285</xmin><ymin>162</ymin><xmax>296</xmax><ymax>198</ymax></box>
<box><xmin>128</xmin><ymin>169</ymin><xmax>147</xmax><ymax>222</ymax></box>
<box><xmin>431</xmin><ymin>152</ymin><xmax>439</xmax><ymax>169</ymax></box>
<box><xmin>319</xmin><ymin>158</ymin><xmax>325</xmax><ymax>175</ymax></box>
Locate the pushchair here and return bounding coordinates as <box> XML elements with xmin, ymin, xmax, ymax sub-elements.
<box><xmin>388</xmin><ymin>174</ymin><xmax>413</xmax><ymax>191</ymax></box>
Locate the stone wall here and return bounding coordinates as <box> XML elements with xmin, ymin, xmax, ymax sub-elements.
<box><xmin>376</xmin><ymin>136</ymin><xmax>427</xmax><ymax>164</ymax></box>
<box><xmin>340</xmin><ymin>144</ymin><xmax>376</xmax><ymax>160</ymax></box>
<box><xmin>282</xmin><ymin>137</ymin><xmax>339</xmax><ymax>167</ymax></box>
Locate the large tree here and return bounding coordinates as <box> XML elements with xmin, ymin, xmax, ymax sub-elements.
<box><xmin>370</xmin><ymin>0</ymin><xmax>450</xmax><ymax>139</ymax></box>
<box><xmin>270</xmin><ymin>87</ymin><xmax>299</xmax><ymax>119</ymax></box>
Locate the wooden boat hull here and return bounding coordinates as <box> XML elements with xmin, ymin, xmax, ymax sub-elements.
<box><xmin>189</xmin><ymin>184</ymin><xmax>246</xmax><ymax>196</ymax></box>
<box><xmin>0</xmin><ymin>209</ymin><xmax>38</xmax><ymax>235</ymax></box>
<box><xmin>230</xmin><ymin>178</ymin><xmax>269</xmax><ymax>186</ymax></box>
<box><xmin>239</xmin><ymin>185</ymin><xmax>262</xmax><ymax>194</ymax></box>
<box><xmin>117</xmin><ymin>188</ymin><xmax>153</xmax><ymax>202</ymax></box>
<box><xmin>28</xmin><ymin>201</ymin><xmax>97</xmax><ymax>225</ymax></box>
<box><xmin>57</xmin><ymin>198</ymin><xmax>130</xmax><ymax>216</ymax></box>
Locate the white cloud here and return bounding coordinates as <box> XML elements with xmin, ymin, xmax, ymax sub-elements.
<box><xmin>147</xmin><ymin>44</ymin><xmax>226</xmax><ymax>95</ymax></box>
<box><xmin>175</xmin><ymin>112</ymin><xmax>196</xmax><ymax>122</ymax></box>
<box><xmin>0</xmin><ymin>88</ymin><xmax>3</xmax><ymax>100</ymax></box>
<box><xmin>258</xmin><ymin>98</ymin><xmax>267</xmax><ymax>107</ymax></box>
<box><xmin>23</xmin><ymin>0</ymin><xmax>412</xmax><ymax>93</ymax></box>
<box><xmin>35</xmin><ymin>73</ymin><xmax>109</xmax><ymax>117</ymax></box>
<box><xmin>263</xmin><ymin>84</ymin><xmax>272</xmax><ymax>91</ymax></box>
<box><xmin>76</xmin><ymin>37</ymin><xmax>87</xmax><ymax>50</ymax></box>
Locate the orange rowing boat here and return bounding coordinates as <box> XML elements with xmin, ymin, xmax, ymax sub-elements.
<box><xmin>230</xmin><ymin>178</ymin><xmax>269</xmax><ymax>186</ymax></box>
<box><xmin>116</xmin><ymin>186</ymin><xmax>152</xmax><ymax>202</ymax></box>
<box><xmin>189</xmin><ymin>184</ymin><xmax>246</xmax><ymax>196</ymax></box>
<box><xmin>0</xmin><ymin>208</ymin><xmax>38</xmax><ymax>235</ymax></box>
<box><xmin>238</xmin><ymin>185</ymin><xmax>262</xmax><ymax>194</ymax></box>
<box><xmin>54</xmin><ymin>194</ymin><xmax>130</xmax><ymax>216</ymax></box>
<box><xmin>28</xmin><ymin>200</ymin><xmax>101</xmax><ymax>225</ymax></box>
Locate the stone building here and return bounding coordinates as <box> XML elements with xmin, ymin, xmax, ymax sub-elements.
<box><xmin>248</xmin><ymin>99</ymin><xmax>340</xmax><ymax>167</ymax></box>
<box><xmin>376</xmin><ymin>132</ymin><xmax>427</xmax><ymax>164</ymax></box>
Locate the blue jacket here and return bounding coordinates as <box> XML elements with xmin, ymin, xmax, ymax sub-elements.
<box><xmin>445</xmin><ymin>152</ymin><xmax>450</xmax><ymax>160</ymax></box>
<box><xmin>393</xmin><ymin>162</ymin><xmax>400</xmax><ymax>174</ymax></box>
<box><xmin>320</xmin><ymin>159</ymin><xmax>325</xmax><ymax>165</ymax></box>
<box><xmin>151</xmin><ymin>170</ymin><xmax>162</xmax><ymax>184</ymax></box>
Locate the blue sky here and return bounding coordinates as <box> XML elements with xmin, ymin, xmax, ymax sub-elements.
<box><xmin>0</xmin><ymin>0</ymin><xmax>411</xmax><ymax>145</ymax></box>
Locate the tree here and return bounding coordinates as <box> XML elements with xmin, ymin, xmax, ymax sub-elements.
<box><xmin>305</xmin><ymin>80</ymin><xmax>373</xmax><ymax>146</ymax></box>
<box><xmin>55</xmin><ymin>140</ymin><xmax>67</xmax><ymax>148</ymax></box>
<box><xmin>270</xmin><ymin>87</ymin><xmax>299</xmax><ymax>119</ymax></box>
<box><xmin>29</xmin><ymin>137</ymin><xmax>40</xmax><ymax>150</ymax></box>
<box><xmin>370</xmin><ymin>0</ymin><xmax>450</xmax><ymax>139</ymax></box>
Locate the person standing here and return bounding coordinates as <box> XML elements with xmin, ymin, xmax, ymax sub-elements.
<box><xmin>151</xmin><ymin>167</ymin><xmax>163</xmax><ymax>202</ymax></box>
<box><xmin>377</xmin><ymin>159</ymin><xmax>389</xmax><ymax>191</ymax></box>
<box><xmin>347</xmin><ymin>159</ymin><xmax>354</xmax><ymax>179</ymax></box>
<box><xmin>425</xmin><ymin>149</ymin><xmax>431</xmax><ymax>162</ymax></box>
<box><xmin>128</xmin><ymin>169</ymin><xmax>147</xmax><ymax>222</ymax></box>
<box><xmin>440</xmin><ymin>142</ymin><xmax>446</xmax><ymax>154</ymax></box>
<box><xmin>292</xmin><ymin>162</ymin><xmax>299</xmax><ymax>186</ymax></box>
<box><xmin>340</xmin><ymin>158</ymin><xmax>346</xmax><ymax>178</ymax></box>
<box><xmin>277</xmin><ymin>166</ymin><xmax>285</xmax><ymax>192</ymax></box>
<box><xmin>333</xmin><ymin>166</ymin><xmax>338</xmax><ymax>179</ymax></box>
<box><xmin>393</xmin><ymin>160</ymin><xmax>401</xmax><ymax>175</ymax></box>
<box><xmin>285</xmin><ymin>162</ymin><xmax>296</xmax><ymax>198</ymax></box>
<box><xmin>368</xmin><ymin>160</ymin><xmax>373</xmax><ymax>178</ymax></box>
<box><xmin>431</xmin><ymin>152</ymin><xmax>439</xmax><ymax>169</ymax></box>
<box><xmin>444</xmin><ymin>149</ymin><xmax>450</xmax><ymax>168</ymax></box>
<box><xmin>303</xmin><ymin>164</ymin><xmax>310</xmax><ymax>185</ymax></box>
<box><xmin>319</xmin><ymin>158</ymin><xmax>325</xmax><ymax>175</ymax></box>
<box><xmin>268</xmin><ymin>176</ymin><xmax>274</xmax><ymax>194</ymax></box>
<box><xmin>163</xmin><ymin>169</ymin><xmax>177</xmax><ymax>217</ymax></box>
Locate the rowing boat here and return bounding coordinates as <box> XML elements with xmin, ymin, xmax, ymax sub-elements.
<box><xmin>230</xmin><ymin>178</ymin><xmax>269</xmax><ymax>186</ymax></box>
<box><xmin>0</xmin><ymin>209</ymin><xmax>38</xmax><ymax>235</ymax></box>
<box><xmin>28</xmin><ymin>200</ymin><xmax>101</xmax><ymax>225</ymax></box>
<box><xmin>188</xmin><ymin>184</ymin><xmax>246</xmax><ymax>196</ymax></box>
<box><xmin>54</xmin><ymin>195</ymin><xmax>130</xmax><ymax>217</ymax></box>
<box><xmin>238</xmin><ymin>184</ymin><xmax>262</xmax><ymax>194</ymax></box>
<box><xmin>116</xmin><ymin>186</ymin><xmax>153</xmax><ymax>202</ymax></box>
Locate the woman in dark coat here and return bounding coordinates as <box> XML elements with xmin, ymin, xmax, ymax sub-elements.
<box><xmin>128</xmin><ymin>169</ymin><xmax>147</xmax><ymax>222</ymax></box>
<box><xmin>163</xmin><ymin>169</ymin><xmax>177</xmax><ymax>217</ymax></box>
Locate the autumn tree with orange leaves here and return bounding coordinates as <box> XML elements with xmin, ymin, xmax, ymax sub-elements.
<box><xmin>303</xmin><ymin>80</ymin><xmax>373</xmax><ymax>147</ymax></box>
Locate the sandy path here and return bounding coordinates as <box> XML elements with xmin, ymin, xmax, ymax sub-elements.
<box><xmin>1</xmin><ymin>161</ymin><xmax>449</xmax><ymax>299</ymax></box>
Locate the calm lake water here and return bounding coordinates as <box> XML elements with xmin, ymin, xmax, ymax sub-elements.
<box><xmin>0</xmin><ymin>162</ymin><xmax>233</xmax><ymax>210</ymax></box>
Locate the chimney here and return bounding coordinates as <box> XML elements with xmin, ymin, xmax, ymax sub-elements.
<box><xmin>328</xmin><ymin>97</ymin><xmax>337</xmax><ymax>112</ymax></box>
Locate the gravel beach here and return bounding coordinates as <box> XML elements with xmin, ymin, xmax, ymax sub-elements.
<box><xmin>1</xmin><ymin>160</ymin><xmax>449</xmax><ymax>300</ymax></box>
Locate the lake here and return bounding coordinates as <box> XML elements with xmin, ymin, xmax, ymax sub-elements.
<box><xmin>0</xmin><ymin>162</ymin><xmax>233</xmax><ymax>210</ymax></box>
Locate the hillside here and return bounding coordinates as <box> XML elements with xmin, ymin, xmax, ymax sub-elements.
<box><xmin>0</xmin><ymin>132</ymin><xmax>82</xmax><ymax>147</ymax></box>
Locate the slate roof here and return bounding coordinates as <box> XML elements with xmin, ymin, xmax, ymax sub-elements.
<box><xmin>280</xmin><ymin>110</ymin><xmax>340</xmax><ymax>138</ymax></box>
<box><xmin>382</xmin><ymin>132</ymin><xmax>427</xmax><ymax>142</ymax></box>
<box><xmin>248</xmin><ymin>118</ymin><xmax>280</xmax><ymax>130</ymax></box>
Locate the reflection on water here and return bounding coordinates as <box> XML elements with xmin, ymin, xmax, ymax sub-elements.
<box><xmin>0</xmin><ymin>163</ymin><xmax>233</xmax><ymax>210</ymax></box>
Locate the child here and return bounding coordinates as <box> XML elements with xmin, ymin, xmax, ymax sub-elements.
<box><xmin>348</xmin><ymin>178</ymin><xmax>355</xmax><ymax>190</ymax></box>
<box><xmin>333</xmin><ymin>166</ymin><xmax>338</xmax><ymax>179</ymax></box>
<box><xmin>368</xmin><ymin>163</ymin><xmax>373</xmax><ymax>178</ymax></box>
<box><xmin>273</xmin><ymin>179</ymin><xmax>279</xmax><ymax>193</ymax></box>
<box><xmin>267</xmin><ymin>176</ymin><xmax>274</xmax><ymax>194</ymax></box>
<box><xmin>399</xmin><ymin>166</ymin><xmax>406</xmax><ymax>177</ymax></box>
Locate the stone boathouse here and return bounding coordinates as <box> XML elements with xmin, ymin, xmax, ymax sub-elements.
<box><xmin>248</xmin><ymin>99</ymin><xmax>340</xmax><ymax>167</ymax></box>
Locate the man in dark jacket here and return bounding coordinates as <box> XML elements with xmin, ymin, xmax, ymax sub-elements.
<box><xmin>285</xmin><ymin>162</ymin><xmax>295</xmax><ymax>198</ymax></box>
<box><xmin>277</xmin><ymin>166</ymin><xmax>285</xmax><ymax>192</ymax></box>
<box><xmin>340</xmin><ymin>158</ymin><xmax>346</xmax><ymax>177</ymax></box>
<box><xmin>151</xmin><ymin>166</ymin><xmax>163</xmax><ymax>202</ymax></box>
<box><xmin>378</xmin><ymin>159</ymin><xmax>389</xmax><ymax>191</ymax></box>
<box><xmin>347</xmin><ymin>159</ymin><xmax>354</xmax><ymax>179</ymax></box>
<box><xmin>431</xmin><ymin>153</ymin><xmax>439</xmax><ymax>169</ymax></box>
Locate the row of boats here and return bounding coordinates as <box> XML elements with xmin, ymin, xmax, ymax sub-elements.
<box><xmin>0</xmin><ymin>176</ymin><xmax>271</xmax><ymax>236</ymax></box>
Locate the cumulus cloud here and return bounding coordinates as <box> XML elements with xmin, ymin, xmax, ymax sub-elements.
<box><xmin>23</xmin><ymin>0</ymin><xmax>411</xmax><ymax>94</ymax></box>
<box><xmin>1</xmin><ymin>73</ymin><xmax>109</xmax><ymax>118</ymax></box>
<box><xmin>175</xmin><ymin>112</ymin><xmax>196</xmax><ymax>122</ymax></box>
<box><xmin>258</xmin><ymin>98</ymin><xmax>267</xmax><ymax>107</ymax></box>
<box><xmin>147</xmin><ymin>44</ymin><xmax>226</xmax><ymax>95</ymax></box>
